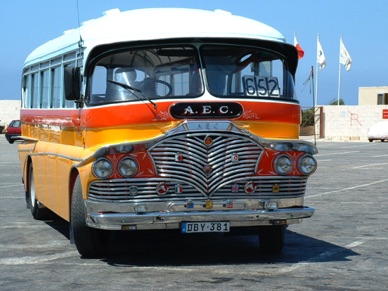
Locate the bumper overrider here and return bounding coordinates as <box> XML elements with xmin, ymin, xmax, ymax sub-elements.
<box><xmin>85</xmin><ymin>200</ymin><xmax>315</xmax><ymax>230</ymax></box>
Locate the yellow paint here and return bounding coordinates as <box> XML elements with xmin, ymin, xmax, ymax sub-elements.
<box><xmin>18</xmin><ymin>107</ymin><xmax>301</xmax><ymax>222</ymax></box>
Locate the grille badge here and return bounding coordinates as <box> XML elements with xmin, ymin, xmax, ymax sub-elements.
<box><xmin>175</xmin><ymin>184</ymin><xmax>183</xmax><ymax>194</ymax></box>
<box><xmin>129</xmin><ymin>186</ymin><xmax>138</xmax><ymax>196</ymax></box>
<box><xmin>231</xmin><ymin>152</ymin><xmax>239</xmax><ymax>162</ymax></box>
<box><xmin>205</xmin><ymin>200</ymin><xmax>213</xmax><ymax>209</ymax></box>
<box><xmin>156</xmin><ymin>182</ymin><xmax>169</xmax><ymax>195</ymax></box>
<box><xmin>203</xmin><ymin>164</ymin><xmax>212</xmax><ymax>175</ymax></box>
<box><xmin>204</xmin><ymin>136</ymin><xmax>213</xmax><ymax>146</ymax></box>
<box><xmin>175</xmin><ymin>152</ymin><xmax>184</xmax><ymax>162</ymax></box>
<box><xmin>244</xmin><ymin>181</ymin><xmax>257</xmax><ymax>193</ymax></box>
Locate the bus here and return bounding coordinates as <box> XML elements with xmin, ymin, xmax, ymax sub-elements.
<box><xmin>19</xmin><ymin>8</ymin><xmax>318</xmax><ymax>257</ymax></box>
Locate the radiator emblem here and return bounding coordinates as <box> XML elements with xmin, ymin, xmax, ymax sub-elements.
<box><xmin>156</xmin><ymin>182</ymin><xmax>169</xmax><ymax>195</ymax></box>
<box><xmin>175</xmin><ymin>152</ymin><xmax>184</xmax><ymax>162</ymax></box>
<box><xmin>244</xmin><ymin>181</ymin><xmax>256</xmax><ymax>193</ymax></box>
<box><xmin>203</xmin><ymin>164</ymin><xmax>213</xmax><ymax>175</ymax></box>
<box><xmin>204</xmin><ymin>136</ymin><xmax>213</xmax><ymax>146</ymax></box>
<box><xmin>231</xmin><ymin>152</ymin><xmax>239</xmax><ymax>162</ymax></box>
<box><xmin>129</xmin><ymin>186</ymin><xmax>138</xmax><ymax>196</ymax></box>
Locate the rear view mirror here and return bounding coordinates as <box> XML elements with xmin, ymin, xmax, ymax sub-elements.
<box><xmin>64</xmin><ymin>67</ymin><xmax>81</xmax><ymax>100</ymax></box>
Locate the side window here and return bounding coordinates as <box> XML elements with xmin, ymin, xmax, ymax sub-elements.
<box><xmin>51</xmin><ymin>66</ymin><xmax>62</xmax><ymax>108</ymax></box>
<box><xmin>41</xmin><ymin>70</ymin><xmax>50</xmax><ymax>108</ymax></box>
<box><xmin>22</xmin><ymin>75</ymin><xmax>30</xmax><ymax>108</ymax></box>
<box><xmin>31</xmin><ymin>73</ymin><xmax>40</xmax><ymax>108</ymax></box>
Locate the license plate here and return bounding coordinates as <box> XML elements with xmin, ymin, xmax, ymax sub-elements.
<box><xmin>181</xmin><ymin>222</ymin><xmax>230</xmax><ymax>233</ymax></box>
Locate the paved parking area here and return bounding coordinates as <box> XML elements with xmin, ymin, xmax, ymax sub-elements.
<box><xmin>0</xmin><ymin>137</ymin><xmax>387</xmax><ymax>290</ymax></box>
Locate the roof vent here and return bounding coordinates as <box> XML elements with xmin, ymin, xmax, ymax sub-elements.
<box><xmin>214</xmin><ymin>9</ymin><xmax>232</xmax><ymax>15</ymax></box>
<box><xmin>103</xmin><ymin>8</ymin><xmax>121</xmax><ymax>16</ymax></box>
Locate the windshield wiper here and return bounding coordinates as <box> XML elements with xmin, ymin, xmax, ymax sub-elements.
<box><xmin>107</xmin><ymin>80</ymin><xmax>157</xmax><ymax>108</ymax></box>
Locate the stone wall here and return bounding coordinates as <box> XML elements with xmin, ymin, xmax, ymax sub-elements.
<box><xmin>0</xmin><ymin>100</ymin><xmax>21</xmax><ymax>127</ymax></box>
<box><xmin>315</xmin><ymin>105</ymin><xmax>388</xmax><ymax>141</ymax></box>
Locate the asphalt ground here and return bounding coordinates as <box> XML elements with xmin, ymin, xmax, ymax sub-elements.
<box><xmin>0</xmin><ymin>136</ymin><xmax>387</xmax><ymax>290</ymax></box>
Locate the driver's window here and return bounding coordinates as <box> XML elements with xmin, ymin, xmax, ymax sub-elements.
<box><xmin>91</xmin><ymin>66</ymin><xmax>107</xmax><ymax>100</ymax></box>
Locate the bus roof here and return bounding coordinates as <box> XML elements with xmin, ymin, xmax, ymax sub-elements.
<box><xmin>25</xmin><ymin>8</ymin><xmax>287</xmax><ymax>66</ymax></box>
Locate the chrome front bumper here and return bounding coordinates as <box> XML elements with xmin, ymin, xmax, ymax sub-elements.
<box><xmin>85</xmin><ymin>200</ymin><xmax>315</xmax><ymax>230</ymax></box>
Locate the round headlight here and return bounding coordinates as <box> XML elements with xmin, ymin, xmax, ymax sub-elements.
<box><xmin>298</xmin><ymin>155</ymin><xmax>317</xmax><ymax>175</ymax></box>
<box><xmin>118</xmin><ymin>157</ymin><xmax>138</xmax><ymax>177</ymax></box>
<box><xmin>274</xmin><ymin>154</ymin><xmax>292</xmax><ymax>175</ymax></box>
<box><xmin>92</xmin><ymin>158</ymin><xmax>113</xmax><ymax>179</ymax></box>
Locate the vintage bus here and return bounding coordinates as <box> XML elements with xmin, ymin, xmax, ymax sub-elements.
<box><xmin>19</xmin><ymin>8</ymin><xmax>317</xmax><ymax>257</ymax></box>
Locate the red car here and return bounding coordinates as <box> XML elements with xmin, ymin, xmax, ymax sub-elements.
<box><xmin>5</xmin><ymin>120</ymin><xmax>21</xmax><ymax>144</ymax></box>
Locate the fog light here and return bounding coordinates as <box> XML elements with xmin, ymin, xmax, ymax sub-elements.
<box><xmin>134</xmin><ymin>204</ymin><xmax>147</xmax><ymax>213</ymax></box>
<box><xmin>271</xmin><ymin>219</ymin><xmax>287</xmax><ymax>225</ymax></box>
<box><xmin>264</xmin><ymin>201</ymin><xmax>278</xmax><ymax>211</ymax></box>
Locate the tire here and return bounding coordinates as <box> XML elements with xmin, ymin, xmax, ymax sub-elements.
<box><xmin>259</xmin><ymin>225</ymin><xmax>286</xmax><ymax>253</ymax></box>
<box><xmin>27</xmin><ymin>164</ymin><xmax>51</xmax><ymax>220</ymax></box>
<box><xmin>368</xmin><ymin>139</ymin><xmax>373</xmax><ymax>142</ymax></box>
<box><xmin>70</xmin><ymin>175</ymin><xmax>109</xmax><ymax>258</ymax></box>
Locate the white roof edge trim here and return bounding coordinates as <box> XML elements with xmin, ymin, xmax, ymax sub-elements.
<box><xmin>24</xmin><ymin>7</ymin><xmax>287</xmax><ymax>65</ymax></box>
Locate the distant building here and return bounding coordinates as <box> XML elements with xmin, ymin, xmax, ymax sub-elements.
<box><xmin>0</xmin><ymin>100</ymin><xmax>21</xmax><ymax>123</ymax></box>
<box><xmin>359</xmin><ymin>86</ymin><xmax>388</xmax><ymax>105</ymax></box>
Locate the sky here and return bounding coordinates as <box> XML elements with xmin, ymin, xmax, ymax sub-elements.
<box><xmin>1</xmin><ymin>0</ymin><xmax>388</xmax><ymax>108</ymax></box>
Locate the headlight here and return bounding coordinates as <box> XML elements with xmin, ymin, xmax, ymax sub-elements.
<box><xmin>118</xmin><ymin>157</ymin><xmax>138</xmax><ymax>177</ymax></box>
<box><xmin>92</xmin><ymin>158</ymin><xmax>113</xmax><ymax>179</ymax></box>
<box><xmin>274</xmin><ymin>154</ymin><xmax>292</xmax><ymax>175</ymax></box>
<box><xmin>298</xmin><ymin>155</ymin><xmax>317</xmax><ymax>175</ymax></box>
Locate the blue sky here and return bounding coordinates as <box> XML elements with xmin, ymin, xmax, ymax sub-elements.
<box><xmin>1</xmin><ymin>0</ymin><xmax>387</xmax><ymax>108</ymax></box>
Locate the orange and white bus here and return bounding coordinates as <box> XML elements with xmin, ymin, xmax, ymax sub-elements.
<box><xmin>19</xmin><ymin>8</ymin><xmax>317</xmax><ymax>257</ymax></box>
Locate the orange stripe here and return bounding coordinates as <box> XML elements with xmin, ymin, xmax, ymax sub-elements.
<box><xmin>20</xmin><ymin>100</ymin><xmax>301</xmax><ymax>145</ymax></box>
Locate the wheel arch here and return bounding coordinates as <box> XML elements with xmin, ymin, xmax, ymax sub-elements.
<box><xmin>24</xmin><ymin>156</ymin><xmax>33</xmax><ymax>203</ymax></box>
<box><xmin>68</xmin><ymin>167</ymin><xmax>80</xmax><ymax>221</ymax></box>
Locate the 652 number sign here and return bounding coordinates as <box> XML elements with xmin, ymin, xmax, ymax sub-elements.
<box><xmin>242</xmin><ymin>75</ymin><xmax>280</xmax><ymax>97</ymax></box>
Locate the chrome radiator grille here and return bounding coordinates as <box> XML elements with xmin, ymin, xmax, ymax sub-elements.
<box><xmin>88</xmin><ymin>176</ymin><xmax>308</xmax><ymax>202</ymax></box>
<box><xmin>87</xmin><ymin>132</ymin><xmax>309</xmax><ymax>202</ymax></box>
<box><xmin>148</xmin><ymin>132</ymin><xmax>262</xmax><ymax>195</ymax></box>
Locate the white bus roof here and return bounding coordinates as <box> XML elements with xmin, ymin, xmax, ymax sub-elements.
<box><xmin>25</xmin><ymin>8</ymin><xmax>286</xmax><ymax>66</ymax></box>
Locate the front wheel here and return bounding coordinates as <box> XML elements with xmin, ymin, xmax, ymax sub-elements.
<box><xmin>258</xmin><ymin>225</ymin><xmax>286</xmax><ymax>253</ymax></box>
<box><xmin>70</xmin><ymin>175</ymin><xmax>110</xmax><ymax>258</ymax></box>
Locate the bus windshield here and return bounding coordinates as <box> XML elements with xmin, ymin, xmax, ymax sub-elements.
<box><xmin>88</xmin><ymin>43</ymin><xmax>295</xmax><ymax>105</ymax></box>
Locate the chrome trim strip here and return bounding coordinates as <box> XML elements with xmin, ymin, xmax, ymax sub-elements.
<box><xmin>28</xmin><ymin>152</ymin><xmax>83</xmax><ymax>162</ymax></box>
